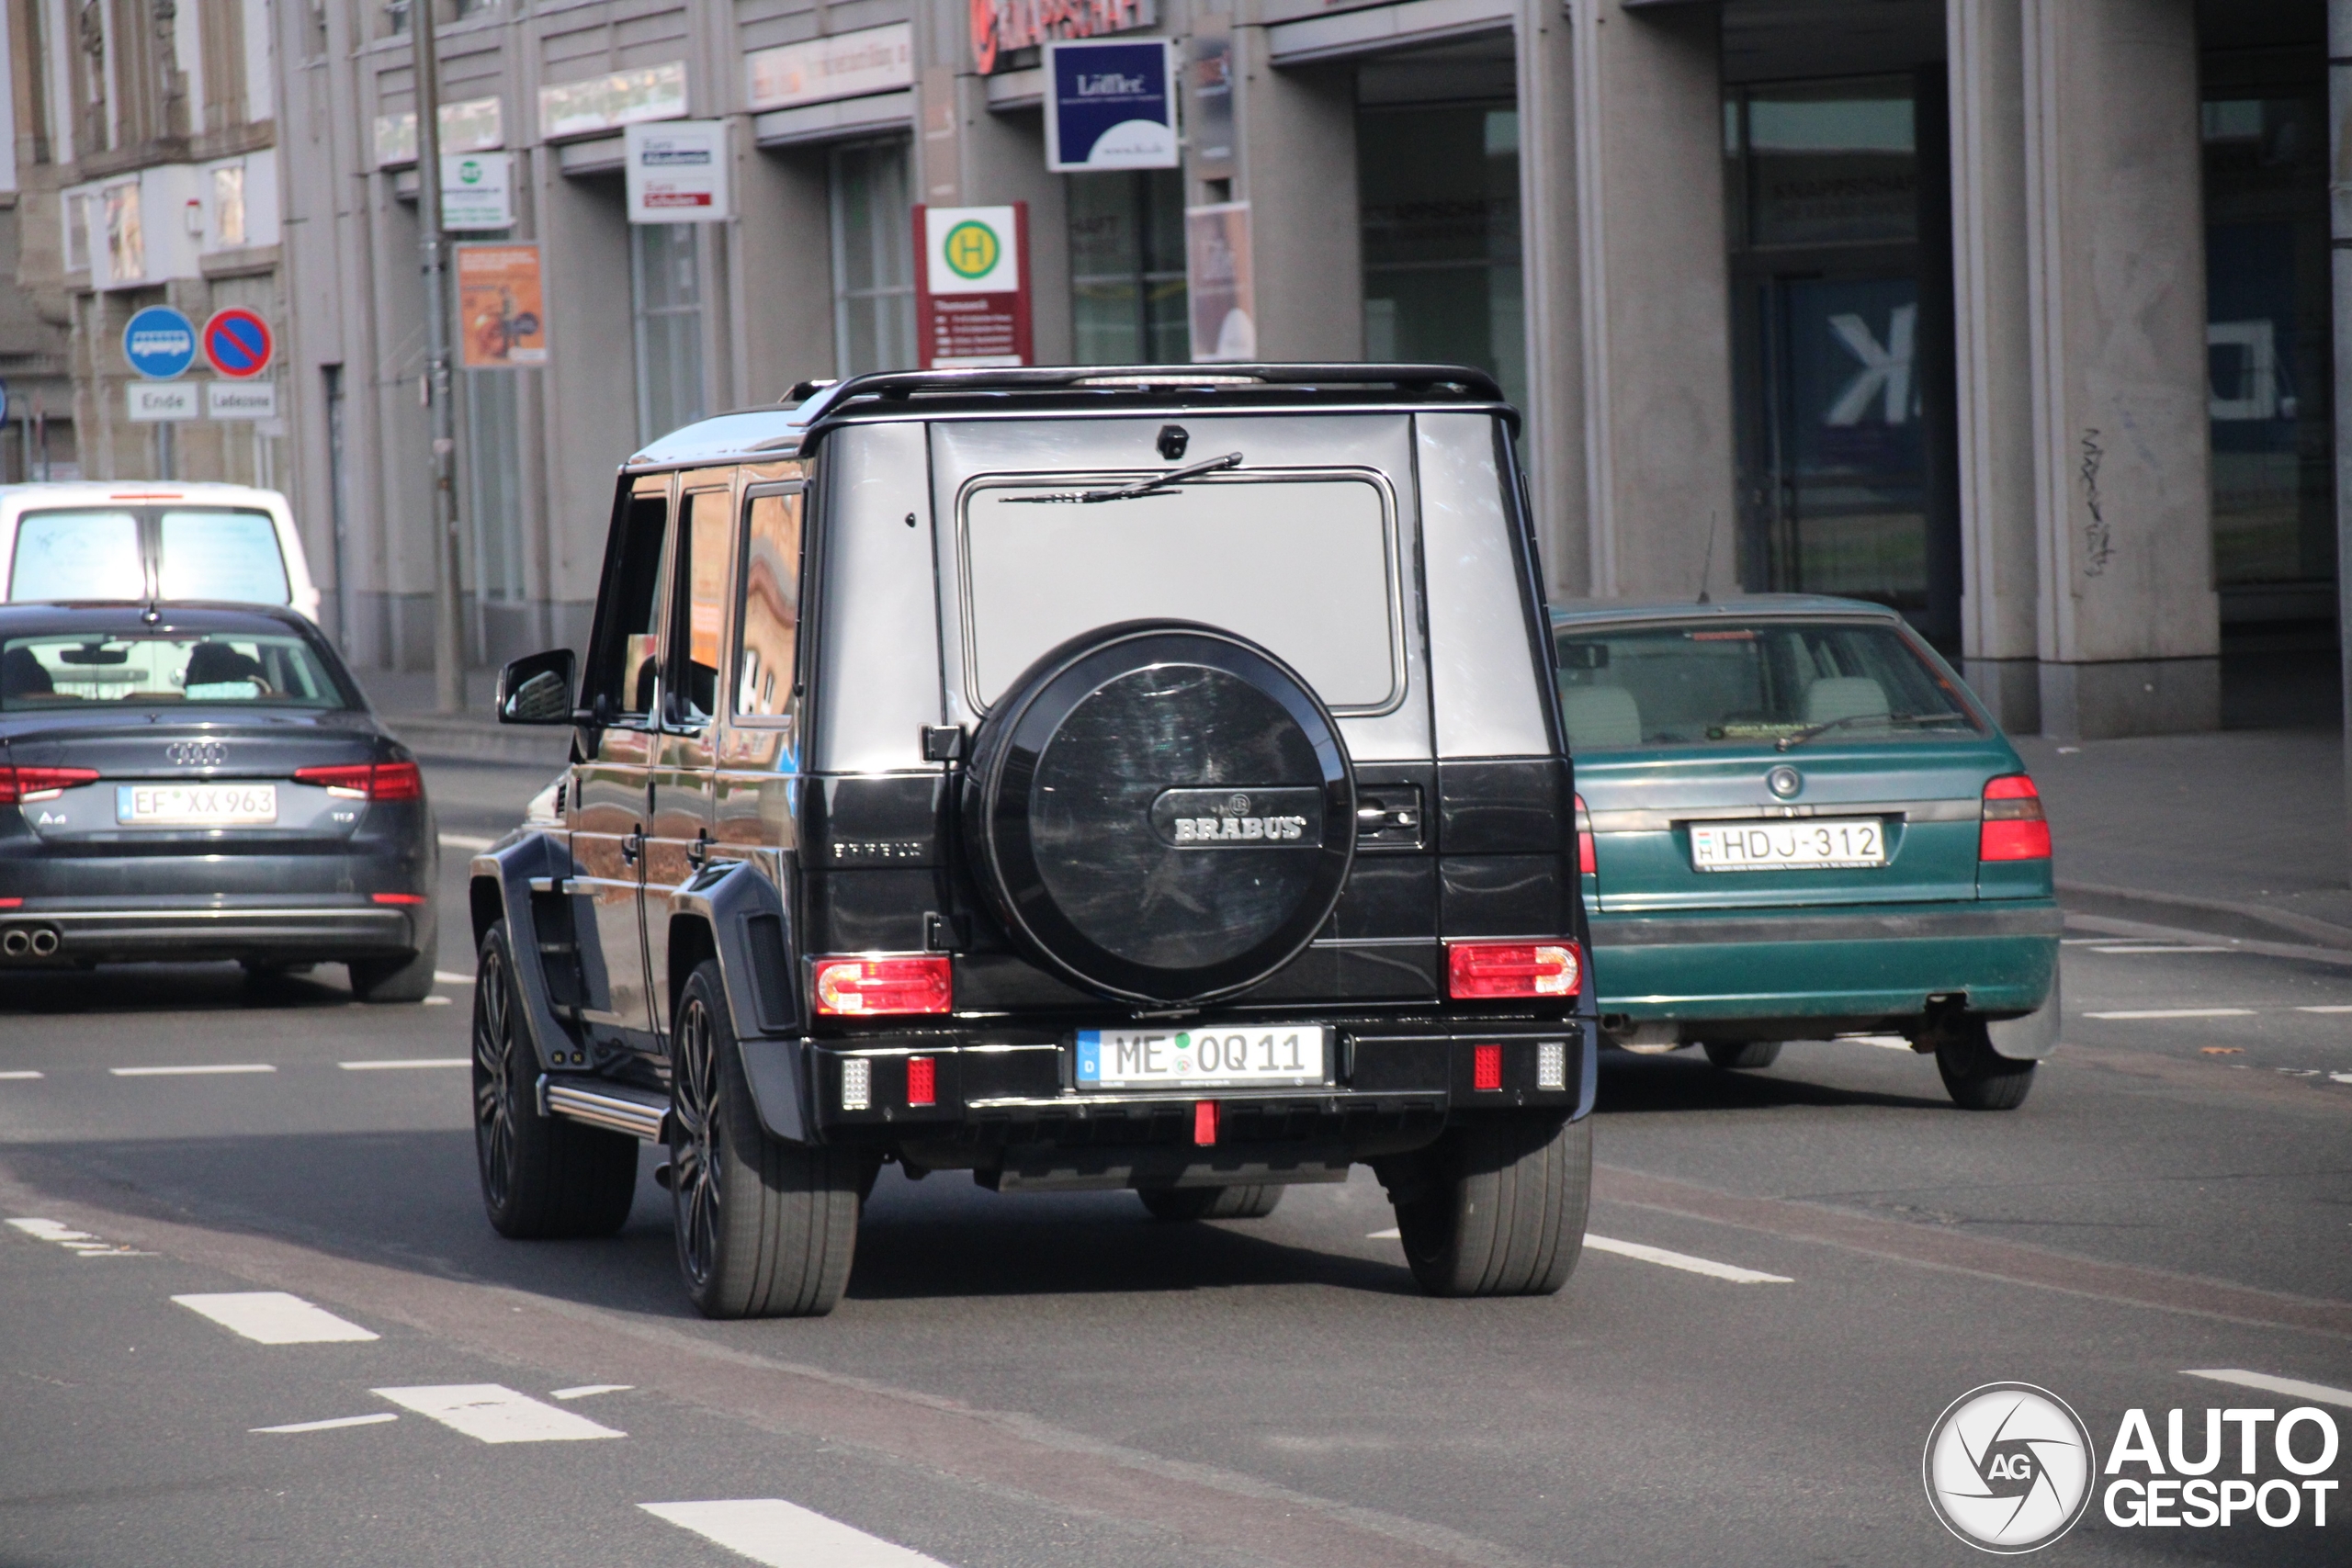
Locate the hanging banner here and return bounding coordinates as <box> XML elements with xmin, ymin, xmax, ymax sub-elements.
<box><xmin>914</xmin><ymin>204</ymin><xmax>1032</xmax><ymax>368</ymax></box>
<box><xmin>441</xmin><ymin>152</ymin><xmax>514</xmax><ymax>231</ymax></box>
<box><xmin>625</xmin><ymin>120</ymin><xmax>731</xmax><ymax>222</ymax></box>
<box><xmin>455</xmin><ymin>243</ymin><xmax>548</xmax><ymax>369</ymax></box>
<box><xmin>969</xmin><ymin>0</ymin><xmax>1158</xmax><ymax>75</ymax></box>
<box><xmin>1185</xmin><ymin>202</ymin><xmax>1255</xmax><ymax>363</ymax></box>
<box><xmin>1045</xmin><ymin>38</ymin><xmax>1179</xmax><ymax>172</ymax></box>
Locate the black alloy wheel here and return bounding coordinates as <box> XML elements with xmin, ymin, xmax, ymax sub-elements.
<box><xmin>964</xmin><ymin>622</ymin><xmax>1357</xmax><ymax>1006</ymax></box>
<box><xmin>669</xmin><ymin>984</ymin><xmax>726</xmax><ymax>1296</ymax></box>
<box><xmin>471</xmin><ymin>921</ymin><xmax>637</xmax><ymax>1239</ymax></box>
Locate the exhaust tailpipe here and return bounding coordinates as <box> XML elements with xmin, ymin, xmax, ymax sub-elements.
<box><xmin>28</xmin><ymin>928</ymin><xmax>58</xmax><ymax>958</ymax></box>
<box><xmin>1</xmin><ymin>929</ymin><xmax>28</xmax><ymax>958</ymax></box>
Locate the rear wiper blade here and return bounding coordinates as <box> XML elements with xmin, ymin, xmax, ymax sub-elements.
<box><xmin>1081</xmin><ymin>451</ymin><xmax>1243</xmax><ymax>502</ymax></box>
<box><xmin>1776</xmin><ymin>710</ymin><xmax>1971</xmax><ymax>751</ymax></box>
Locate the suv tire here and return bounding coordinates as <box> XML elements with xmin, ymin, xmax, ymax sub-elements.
<box><xmin>472</xmin><ymin>922</ymin><xmax>638</xmax><ymax>1238</ymax></box>
<box><xmin>670</xmin><ymin>960</ymin><xmax>861</xmax><ymax>1318</ymax></box>
<box><xmin>1702</xmin><ymin>1040</ymin><xmax>1781</xmax><ymax>1070</ymax></box>
<box><xmin>1386</xmin><ymin>1114</ymin><xmax>1591</xmax><ymax>1297</ymax></box>
<box><xmin>1936</xmin><ymin>1020</ymin><xmax>2036</xmax><ymax>1111</ymax></box>
<box><xmin>965</xmin><ymin>622</ymin><xmax>1356</xmax><ymax>1005</ymax></box>
<box><xmin>1137</xmin><ymin>1185</ymin><xmax>1283</xmax><ymax>1222</ymax></box>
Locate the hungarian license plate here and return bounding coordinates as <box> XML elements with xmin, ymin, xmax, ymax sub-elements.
<box><xmin>1690</xmin><ymin>818</ymin><xmax>1886</xmax><ymax>871</ymax></box>
<box><xmin>1076</xmin><ymin>1025</ymin><xmax>1330</xmax><ymax>1090</ymax></box>
<box><xmin>118</xmin><ymin>784</ymin><xmax>278</xmax><ymax>826</ymax></box>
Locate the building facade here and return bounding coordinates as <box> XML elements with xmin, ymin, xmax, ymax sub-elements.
<box><xmin>9</xmin><ymin>1</ymin><xmax>2338</xmax><ymax>739</ymax></box>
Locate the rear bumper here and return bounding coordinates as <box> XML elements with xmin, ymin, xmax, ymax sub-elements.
<box><xmin>0</xmin><ymin>897</ymin><xmax>424</xmax><ymax>964</ymax></box>
<box><xmin>1589</xmin><ymin>899</ymin><xmax>2062</xmax><ymax>1021</ymax></box>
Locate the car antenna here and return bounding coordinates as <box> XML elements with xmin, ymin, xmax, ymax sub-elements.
<box><xmin>1696</xmin><ymin>512</ymin><xmax>1719</xmax><ymax>605</ymax></box>
<box><xmin>141</xmin><ymin>599</ymin><xmax>161</xmax><ymax>625</ymax></box>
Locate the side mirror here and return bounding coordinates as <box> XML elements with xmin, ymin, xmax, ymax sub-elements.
<box><xmin>498</xmin><ymin>649</ymin><xmax>577</xmax><ymax>725</ymax></box>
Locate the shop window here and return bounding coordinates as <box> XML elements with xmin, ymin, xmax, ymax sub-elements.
<box><xmin>1069</xmin><ymin>170</ymin><xmax>1188</xmax><ymax>365</ymax></box>
<box><xmin>2201</xmin><ymin>54</ymin><xmax>2335</xmax><ymax>606</ymax></box>
<box><xmin>1358</xmin><ymin>104</ymin><xmax>1523</xmax><ymax>407</ymax></box>
<box><xmin>632</xmin><ymin>222</ymin><xmax>706</xmax><ymax>445</ymax></box>
<box><xmin>830</xmin><ymin>140</ymin><xmax>916</xmax><ymax>376</ymax></box>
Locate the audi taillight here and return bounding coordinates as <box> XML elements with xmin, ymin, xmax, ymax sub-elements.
<box><xmin>811</xmin><ymin>954</ymin><xmax>953</xmax><ymax>1016</ymax></box>
<box><xmin>1446</xmin><ymin>942</ymin><xmax>1583</xmax><ymax>1000</ymax></box>
<box><xmin>1574</xmin><ymin>793</ymin><xmax>1597</xmax><ymax>875</ymax></box>
<box><xmin>1979</xmin><ymin>774</ymin><xmax>2051</xmax><ymax>862</ymax></box>
<box><xmin>0</xmin><ymin>766</ymin><xmax>99</xmax><ymax>804</ymax></box>
<box><xmin>294</xmin><ymin>761</ymin><xmax>424</xmax><ymax>801</ymax></box>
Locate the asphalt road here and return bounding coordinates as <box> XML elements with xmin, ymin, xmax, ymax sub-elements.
<box><xmin>2</xmin><ymin>761</ymin><xmax>2348</xmax><ymax>1566</ymax></box>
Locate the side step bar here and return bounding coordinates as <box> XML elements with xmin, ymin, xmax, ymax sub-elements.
<box><xmin>539</xmin><ymin>1075</ymin><xmax>672</xmax><ymax>1143</ymax></box>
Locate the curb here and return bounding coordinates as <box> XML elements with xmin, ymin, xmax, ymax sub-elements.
<box><xmin>382</xmin><ymin>714</ymin><xmax>571</xmax><ymax>770</ymax></box>
<box><xmin>2058</xmin><ymin>879</ymin><xmax>2352</xmax><ymax>953</ymax></box>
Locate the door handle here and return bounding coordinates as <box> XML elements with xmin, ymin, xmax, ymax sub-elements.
<box><xmin>621</xmin><ymin>829</ymin><xmax>642</xmax><ymax>866</ymax></box>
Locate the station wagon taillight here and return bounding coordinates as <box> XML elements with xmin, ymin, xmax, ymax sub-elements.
<box><xmin>1447</xmin><ymin>942</ymin><xmax>1583</xmax><ymax>1000</ymax></box>
<box><xmin>293</xmin><ymin>761</ymin><xmax>424</xmax><ymax>800</ymax></box>
<box><xmin>812</xmin><ymin>954</ymin><xmax>953</xmax><ymax>1016</ymax></box>
<box><xmin>1574</xmin><ymin>793</ymin><xmax>1596</xmax><ymax>874</ymax></box>
<box><xmin>0</xmin><ymin>766</ymin><xmax>99</xmax><ymax>804</ymax></box>
<box><xmin>1979</xmin><ymin>774</ymin><xmax>2052</xmax><ymax>861</ymax></box>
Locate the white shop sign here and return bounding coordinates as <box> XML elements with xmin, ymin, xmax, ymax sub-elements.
<box><xmin>625</xmin><ymin>120</ymin><xmax>730</xmax><ymax>222</ymax></box>
<box><xmin>746</xmin><ymin>23</ymin><xmax>913</xmax><ymax>111</ymax></box>
<box><xmin>441</xmin><ymin>152</ymin><xmax>514</xmax><ymax>231</ymax></box>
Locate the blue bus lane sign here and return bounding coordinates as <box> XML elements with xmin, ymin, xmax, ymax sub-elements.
<box><xmin>122</xmin><ymin>307</ymin><xmax>198</xmax><ymax>379</ymax></box>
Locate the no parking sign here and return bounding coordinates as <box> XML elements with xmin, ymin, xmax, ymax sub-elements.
<box><xmin>201</xmin><ymin>309</ymin><xmax>274</xmax><ymax>379</ymax></box>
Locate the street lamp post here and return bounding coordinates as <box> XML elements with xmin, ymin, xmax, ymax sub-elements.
<box><xmin>413</xmin><ymin>1</ymin><xmax>465</xmax><ymax>714</ymax></box>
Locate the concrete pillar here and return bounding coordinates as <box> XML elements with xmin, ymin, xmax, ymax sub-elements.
<box><xmin>1567</xmin><ymin>0</ymin><xmax>1734</xmax><ymax>599</ymax></box>
<box><xmin>1232</xmin><ymin>28</ymin><xmax>1361</xmax><ymax>361</ymax></box>
<box><xmin>535</xmin><ymin>167</ymin><xmax>636</xmax><ymax>610</ymax></box>
<box><xmin>1515</xmin><ymin>0</ymin><xmax>1588</xmax><ymax>596</ymax></box>
<box><xmin>2020</xmin><ymin>0</ymin><xmax>2218</xmax><ymax>739</ymax></box>
<box><xmin>1949</xmin><ymin>0</ymin><xmax>2041</xmax><ymax>729</ymax></box>
<box><xmin>735</xmin><ymin>145</ymin><xmax>836</xmax><ymax>398</ymax></box>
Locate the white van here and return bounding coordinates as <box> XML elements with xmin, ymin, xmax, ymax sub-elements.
<box><xmin>0</xmin><ymin>482</ymin><xmax>322</xmax><ymax>622</ymax></box>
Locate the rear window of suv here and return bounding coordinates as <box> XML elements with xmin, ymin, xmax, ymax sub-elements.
<box><xmin>1554</xmin><ymin>618</ymin><xmax>1983</xmax><ymax>750</ymax></box>
<box><xmin>959</xmin><ymin>470</ymin><xmax>1404</xmax><ymax>713</ymax></box>
<box><xmin>1</xmin><ymin>634</ymin><xmax>351</xmax><ymax>711</ymax></box>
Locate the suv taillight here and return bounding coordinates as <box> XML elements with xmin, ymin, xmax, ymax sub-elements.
<box><xmin>1979</xmin><ymin>774</ymin><xmax>2051</xmax><ymax>861</ymax></box>
<box><xmin>812</xmin><ymin>954</ymin><xmax>953</xmax><ymax>1016</ymax></box>
<box><xmin>1574</xmin><ymin>793</ymin><xmax>1596</xmax><ymax>874</ymax></box>
<box><xmin>1446</xmin><ymin>942</ymin><xmax>1582</xmax><ymax>1000</ymax></box>
<box><xmin>294</xmin><ymin>761</ymin><xmax>424</xmax><ymax>800</ymax></box>
<box><xmin>0</xmin><ymin>766</ymin><xmax>99</xmax><ymax>804</ymax></box>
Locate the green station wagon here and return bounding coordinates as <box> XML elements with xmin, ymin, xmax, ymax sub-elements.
<box><xmin>1552</xmin><ymin>596</ymin><xmax>2060</xmax><ymax>1110</ymax></box>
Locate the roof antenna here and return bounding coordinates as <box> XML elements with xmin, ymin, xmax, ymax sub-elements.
<box><xmin>1696</xmin><ymin>511</ymin><xmax>1719</xmax><ymax>605</ymax></box>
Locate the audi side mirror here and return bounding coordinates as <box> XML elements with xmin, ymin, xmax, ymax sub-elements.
<box><xmin>497</xmin><ymin>649</ymin><xmax>576</xmax><ymax>725</ymax></box>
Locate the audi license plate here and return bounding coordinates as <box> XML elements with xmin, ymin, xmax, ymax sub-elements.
<box><xmin>1077</xmin><ymin>1025</ymin><xmax>1330</xmax><ymax>1090</ymax></box>
<box><xmin>117</xmin><ymin>784</ymin><xmax>278</xmax><ymax>826</ymax></box>
<box><xmin>1690</xmin><ymin>818</ymin><xmax>1885</xmax><ymax>871</ymax></box>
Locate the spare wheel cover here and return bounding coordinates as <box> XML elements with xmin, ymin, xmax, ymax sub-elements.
<box><xmin>967</xmin><ymin>622</ymin><xmax>1356</xmax><ymax>1005</ymax></box>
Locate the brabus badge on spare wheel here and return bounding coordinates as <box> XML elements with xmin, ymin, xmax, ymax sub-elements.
<box><xmin>1150</xmin><ymin>787</ymin><xmax>1321</xmax><ymax>848</ymax></box>
<box><xmin>1923</xmin><ymin>1382</ymin><xmax>2098</xmax><ymax>1553</ymax></box>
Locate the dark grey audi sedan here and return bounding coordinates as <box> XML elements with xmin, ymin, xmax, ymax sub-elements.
<box><xmin>0</xmin><ymin>602</ymin><xmax>436</xmax><ymax>998</ymax></box>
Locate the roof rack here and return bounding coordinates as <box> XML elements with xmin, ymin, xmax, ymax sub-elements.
<box><xmin>785</xmin><ymin>361</ymin><xmax>1507</xmax><ymax>427</ymax></box>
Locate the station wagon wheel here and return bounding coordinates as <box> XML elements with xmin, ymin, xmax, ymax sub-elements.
<box><xmin>1935</xmin><ymin>1018</ymin><xmax>2037</xmax><ymax>1111</ymax></box>
<box><xmin>470</xmin><ymin>920</ymin><xmax>638</xmax><ymax>1239</ymax></box>
<box><xmin>669</xmin><ymin>991</ymin><xmax>724</xmax><ymax>1293</ymax></box>
<box><xmin>669</xmin><ymin>960</ymin><xmax>863</xmax><ymax>1318</ymax></box>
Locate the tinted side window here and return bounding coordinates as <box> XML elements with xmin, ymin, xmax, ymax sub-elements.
<box><xmin>733</xmin><ymin>489</ymin><xmax>803</xmax><ymax>721</ymax></box>
<box><xmin>671</xmin><ymin>489</ymin><xmax>731</xmax><ymax>726</ymax></box>
<box><xmin>593</xmin><ymin>493</ymin><xmax>671</xmax><ymax>721</ymax></box>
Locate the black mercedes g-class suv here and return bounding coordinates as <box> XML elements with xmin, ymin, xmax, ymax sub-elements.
<box><xmin>473</xmin><ymin>366</ymin><xmax>1596</xmax><ymax>1317</ymax></box>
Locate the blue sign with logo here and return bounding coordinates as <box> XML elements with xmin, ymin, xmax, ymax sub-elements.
<box><xmin>122</xmin><ymin>306</ymin><xmax>198</xmax><ymax>380</ymax></box>
<box><xmin>1045</xmin><ymin>38</ymin><xmax>1178</xmax><ymax>173</ymax></box>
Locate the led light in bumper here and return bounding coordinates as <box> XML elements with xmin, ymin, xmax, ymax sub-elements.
<box><xmin>905</xmin><ymin>1055</ymin><xmax>936</xmax><ymax>1107</ymax></box>
<box><xmin>1473</xmin><ymin>1044</ymin><xmax>1504</xmax><ymax>1091</ymax></box>
<box><xmin>840</xmin><ymin>1057</ymin><xmax>872</xmax><ymax>1111</ymax></box>
<box><xmin>1537</xmin><ymin>1041</ymin><xmax>1567</xmax><ymax>1090</ymax></box>
<box><xmin>1445</xmin><ymin>942</ymin><xmax>1582</xmax><ymax>999</ymax></box>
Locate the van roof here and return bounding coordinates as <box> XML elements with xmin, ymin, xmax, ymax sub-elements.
<box><xmin>624</xmin><ymin>364</ymin><xmax>1514</xmax><ymax>471</ymax></box>
<box><xmin>0</xmin><ymin>481</ymin><xmax>293</xmax><ymax>512</ymax></box>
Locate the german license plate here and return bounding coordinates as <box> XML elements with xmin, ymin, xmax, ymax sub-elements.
<box><xmin>1690</xmin><ymin>818</ymin><xmax>1885</xmax><ymax>871</ymax></box>
<box><xmin>117</xmin><ymin>784</ymin><xmax>278</xmax><ymax>826</ymax></box>
<box><xmin>1076</xmin><ymin>1025</ymin><xmax>1330</xmax><ymax>1090</ymax></box>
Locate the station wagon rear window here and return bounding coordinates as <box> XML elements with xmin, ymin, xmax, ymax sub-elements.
<box><xmin>1554</xmin><ymin>619</ymin><xmax>1982</xmax><ymax>750</ymax></box>
<box><xmin>1</xmin><ymin>634</ymin><xmax>349</xmax><ymax>711</ymax></box>
<box><xmin>959</xmin><ymin>471</ymin><xmax>1404</xmax><ymax>713</ymax></box>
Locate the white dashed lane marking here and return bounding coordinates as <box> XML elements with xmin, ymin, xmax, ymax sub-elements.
<box><xmin>373</xmin><ymin>1384</ymin><xmax>625</xmax><ymax>1443</ymax></box>
<box><xmin>434</xmin><ymin>971</ymin><xmax>475</xmax><ymax>986</ymax></box>
<box><xmin>2299</xmin><ymin>1006</ymin><xmax>2352</xmax><ymax>1014</ymax></box>
<box><xmin>253</xmin><ymin>1413</ymin><xmax>401</xmax><ymax>1435</ymax></box>
<box><xmin>175</xmin><ymin>1292</ymin><xmax>379</xmax><ymax>1344</ymax></box>
<box><xmin>340</xmin><ymin>1058</ymin><xmax>469</xmax><ymax>1071</ymax></box>
<box><xmin>6</xmin><ymin>1217</ymin><xmax>152</xmax><ymax>1257</ymax></box>
<box><xmin>109</xmin><ymin>1063</ymin><xmax>276</xmax><ymax>1077</ymax></box>
<box><xmin>0</xmin><ymin>1070</ymin><xmax>42</xmax><ymax>1080</ymax></box>
<box><xmin>2087</xmin><ymin>944</ymin><xmax>2233</xmax><ymax>954</ymax></box>
<box><xmin>1583</xmin><ymin>1235</ymin><xmax>1793</xmax><ymax>1283</ymax></box>
<box><xmin>641</xmin><ymin>1499</ymin><xmax>954</xmax><ymax>1568</ymax></box>
<box><xmin>2182</xmin><ymin>1370</ymin><xmax>2352</xmax><ymax>1410</ymax></box>
<box><xmin>438</xmin><ymin>833</ymin><xmax>496</xmax><ymax>852</ymax></box>
<box><xmin>2083</xmin><ymin>1009</ymin><xmax>2256</xmax><ymax>1021</ymax></box>
<box><xmin>550</xmin><ymin>1384</ymin><xmax>632</xmax><ymax>1400</ymax></box>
